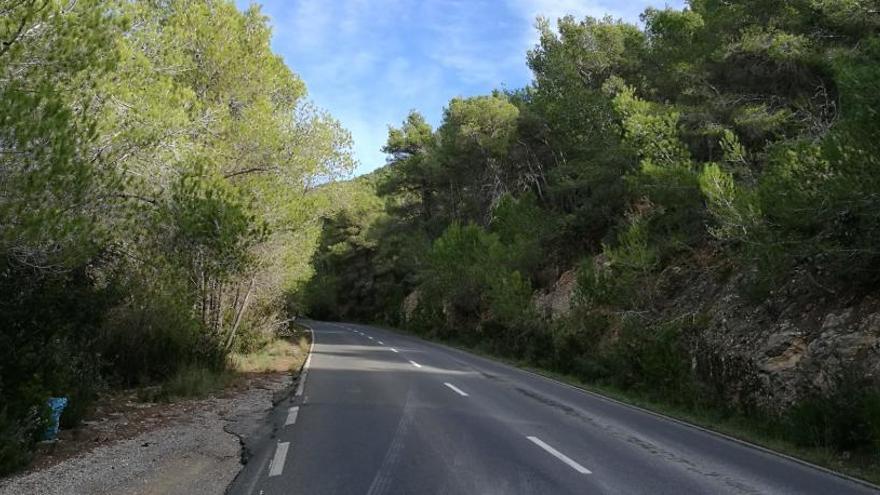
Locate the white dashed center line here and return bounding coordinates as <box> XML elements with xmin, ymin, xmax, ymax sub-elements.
<box><xmin>285</xmin><ymin>406</ymin><xmax>299</xmax><ymax>426</ymax></box>
<box><xmin>527</xmin><ymin>436</ymin><xmax>591</xmax><ymax>474</ymax></box>
<box><xmin>268</xmin><ymin>442</ymin><xmax>290</xmax><ymax>477</ymax></box>
<box><xmin>444</xmin><ymin>382</ymin><xmax>469</xmax><ymax>397</ymax></box>
<box><xmin>377</xmin><ymin>340</ymin><xmax>384</xmax><ymax>345</ymax></box>
<box><xmin>390</xmin><ymin>348</ymin><xmax>399</xmax><ymax>353</ymax></box>
<box><xmin>408</xmin><ymin>360</ymin><xmax>422</xmax><ymax>368</ymax></box>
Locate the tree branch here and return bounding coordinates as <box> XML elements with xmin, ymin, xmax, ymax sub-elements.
<box><xmin>0</xmin><ymin>11</ymin><xmax>30</xmax><ymax>58</ymax></box>
<box><xmin>224</xmin><ymin>167</ymin><xmax>270</xmax><ymax>179</ymax></box>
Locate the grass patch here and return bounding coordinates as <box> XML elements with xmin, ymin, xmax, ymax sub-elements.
<box><xmin>230</xmin><ymin>335</ymin><xmax>309</xmax><ymax>374</ymax></box>
<box><xmin>137</xmin><ymin>329</ymin><xmax>312</xmax><ymax>403</ymax></box>
<box><xmin>137</xmin><ymin>365</ymin><xmax>234</xmax><ymax>402</ymax></box>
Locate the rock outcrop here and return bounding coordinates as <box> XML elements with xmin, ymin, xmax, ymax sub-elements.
<box><xmin>532</xmin><ymin>269</ymin><xmax>578</xmax><ymax>320</ymax></box>
<box><xmin>537</xmin><ymin>262</ymin><xmax>880</xmax><ymax>413</ymax></box>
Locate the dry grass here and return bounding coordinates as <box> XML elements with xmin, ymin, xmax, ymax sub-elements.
<box><xmin>230</xmin><ymin>333</ymin><xmax>310</xmax><ymax>374</ymax></box>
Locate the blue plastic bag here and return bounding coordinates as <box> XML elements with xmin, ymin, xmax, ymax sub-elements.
<box><xmin>44</xmin><ymin>397</ymin><xmax>68</xmax><ymax>441</ymax></box>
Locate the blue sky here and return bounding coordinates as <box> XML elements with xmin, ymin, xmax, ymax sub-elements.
<box><xmin>234</xmin><ymin>0</ymin><xmax>685</xmax><ymax>175</ymax></box>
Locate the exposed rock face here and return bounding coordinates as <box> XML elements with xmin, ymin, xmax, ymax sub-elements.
<box><xmin>537</xmin><ymin>260</ymin><xmax>880</xmax><ymax>413</ymax></box>
<box><xmin>532</xmin><ymin>269</ymin><xmax>578</xmax><ymax>320</ymax></box>
<box><xmin>689</xmin><ymin>271</ymin><xmax>880</xmax><ymax>413</ymax></box>
<box><xmin>401</xmin><ymin>289</ymin><xmax>421</xmax><ymax>323</ymax></box>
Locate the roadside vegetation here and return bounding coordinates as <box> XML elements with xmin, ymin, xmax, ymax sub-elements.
<box><xmin>231</xmin><ymin>328</ymin><xmax>311</xmax><ymax>374</ymax></box>
<box><xmin>0</xmin><ymin>0</ymin><xmax>350</xmax><ymax>474</ymax></box>
<box><xmin>301</xmin><ymin>0</ymin><xmax>880</xmax><ymax>482</ymax></box>
<box><xmin>4</xmin><ymin>0</ymin><xmax>879</xmax><ymax>484</ymax></box>
<box><xmin>152</xmin><ymin>325</ymin><xmax>310</xmax><ymax>402</ymax></box>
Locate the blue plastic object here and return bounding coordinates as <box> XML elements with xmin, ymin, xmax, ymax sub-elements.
<box><xmin>44</xmin><ymin>397</ymin><xmax>68</xmax><ymax>441</ymax></box>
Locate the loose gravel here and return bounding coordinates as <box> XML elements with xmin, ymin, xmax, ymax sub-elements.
<box><xmin>0</xmin><ymin>373</ymin><xmax>293</xmax><ymax>495</ymax></box>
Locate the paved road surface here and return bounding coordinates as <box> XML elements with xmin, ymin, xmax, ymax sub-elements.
<box><xmin>228</xmin><ymin>320</ymin><xmax>879</xmax><ymax>495</ymax></box>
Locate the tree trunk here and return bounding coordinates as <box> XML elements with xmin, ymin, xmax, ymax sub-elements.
<box><xmin>225</xmin><ymin>278</ymin><xmax>255</xmax><ymax>351</ymax></box>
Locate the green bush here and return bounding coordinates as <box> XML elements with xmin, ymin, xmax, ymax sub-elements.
<box><xmin>233</xmin><ymin>321</ymin><xmax>277</xmax><ymax>354</ymax></box>
<box><xmin>425</xmin><ymin>223</ymin><xmax>504</xmax><ymax>305</ymax></box>
<box><xmin>98</xmin><ymin>282</ymin><xmax>218</xmax><ymax>386</ymax></box>
<box><xmin>574</xmin><ymin>219</ymin><xmax>656</xmax><ymax>309</ymax></box>
<box><xmin>785</xmin><ymin>383</ymin><xmax>880</xmax><ymax>453</ymax></box>
<box><xmin>605</xmin><ymin>317</ymin><xmax>697</xmax><ymax>404</ymax></box>
<box><xmin>0</xmin><ymin>257</ymin><xmax>114</xmax><ymax>475</ymax></box>
<box><xmin>490</xmin><ymin>193</ymin><xmax>554</xmax><ymax>276</ymax></box>
<box><xmin>57</xmin><ymin>354</ymin><xmax>104</xmax><ymax>430</ymax></box>
<box><xmin>485</xmin><ymin>271</ymin><xmax>533</xmax><ymax>326</ymax></box>
<box><xmin>549</xmin><ymin>311</ymin><xmax>610</xmax><ymax>381</ymax></box>
<box><xmin>0</xmin><ymin>407</ymin><xmax>44</xmax><ymax>476</ymax></box>
<box><xmin>574</xmin><ymin>257</ymin><xmax>619</xmax><ymax>307</ymax></box>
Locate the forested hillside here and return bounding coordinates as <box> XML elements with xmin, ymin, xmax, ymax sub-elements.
<box><xmin>303</xmin><ymin>0</ymin><xmax>880</xmax><ymax>474</ymax></box>
<box><xmin>0</xmin><ymin>0</ymin><xmax>351</xmax><ymax>473</ymax></box>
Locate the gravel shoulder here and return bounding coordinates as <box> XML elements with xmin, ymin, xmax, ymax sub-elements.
<box><xmin>0</xmin><ymin>372</ymin><xmax>295</xmax><ymax>495</ymax></box>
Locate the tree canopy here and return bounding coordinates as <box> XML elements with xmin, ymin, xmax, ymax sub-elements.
<box><xmin>0</xmin><ymin>0</ymin><xmax>352</xmax><ymax>473</ymax></box>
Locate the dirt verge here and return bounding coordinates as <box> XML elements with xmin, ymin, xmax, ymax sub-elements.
<box><xmin>0</xmin><ymin>335</ymin><xmax>309</xmax><ymax>495</ymax></box>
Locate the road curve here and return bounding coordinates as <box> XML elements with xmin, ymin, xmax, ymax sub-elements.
<box><xmin>227</xmin><ymin>320</ymin><xmax>879</xmax><ymax>495</ymax></box>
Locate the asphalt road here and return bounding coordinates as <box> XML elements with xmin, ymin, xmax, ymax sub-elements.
<box><xmin>227</xmin><ymin>320</ymin><xmax>879</xmax><ymax>495</ymax></box>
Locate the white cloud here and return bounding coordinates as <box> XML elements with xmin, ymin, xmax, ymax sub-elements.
<box><xmin>241</xmin><ymin>0</ymin><xmax>685</xmax><ymax>175</ymax></box>
<box><xmin>507</xmin><ymin>0</ymin><xmax>640</xmax><ymax>49</ymax></box>
<box><xmin>418</xmin><ymin>1</ymin><xmax>525</xmax><ymax>86</ymax></box>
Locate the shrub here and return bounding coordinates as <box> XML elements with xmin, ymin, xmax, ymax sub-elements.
<box><xmin>699</xmin><ymin>142</ymin><xmax>762</xmax><ymax>248</ymax></box>
<box><xmin>485</xmin><ymin>271</ymin><xmax>534</xmax><ymax>327</ymax></box>
<box><xmin>574</xmin><ymin>257</ymin><xmax>619</xmax><ymax>307</ymax></box>
<box><xmin>425</xmin><ymin>222</ymin><xmax>504</xmax><ymax>304</ymax></box>
<box><xmin>785</xmin><ymin>382</ymin><xmax>880</xmax><ymax>453</ymax></box>
<box><xmin>574</xmin><ymin>216</ymin><xmax>657</xmax><ymax>309</ymax></box>
<box><xmin>490</xmin><ymin>193</ymin><xmax>553</xmax><ymax>276</ymax></box>
<box><xmin>98</xmin><ymin>281</ymin><xmax>218</xmax><ymax>386</ymax></box>
<box><xmin>550</xmin><ymin>311</ymin><xmax>610</xmax><ymax>381</ymax></box>
<box><xmin>0</xmin><ymin>407</ymin><xmax>45</xmax><ymax>476</ymax></box>
<box><xmin>0</xmin><ymin>257</ymin><xmax>114</xmax><ymax>475</ymax></box>
<box><xmin>233</xmin><ymin>321</ymin><xmax>277</xmax><ymax>354</ymax></box>
<box><xmin>605</xmin><ymin>317</ymin><xmax>697</xmax><ymax>404</ymax></box>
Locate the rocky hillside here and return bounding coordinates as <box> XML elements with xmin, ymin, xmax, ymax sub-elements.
<box><xmin>530</xmin><ymin>260</ymin><xmax>880</xmax><ymax>413</ymax></box>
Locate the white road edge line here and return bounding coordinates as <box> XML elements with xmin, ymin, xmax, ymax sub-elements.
<box><xmin>268</xmin><ymin>441</ymin><xmax>290</xmax><ymax>477</ymax></box>
<box><xmin>408</xmin><ymin>360</ymin><xmax>422</xmax><ymax>368</ymax></box>
<box><xmin>444</xmin><ymin>382</ymin><xmax>469</xmax><ymax>397</ymax></box>
<box><xmin>294</xmin><ymin>324</ymin><xmax>316</xmax><ymax>397</ymax></box>
<box><xmin>527</xmin><ymin>436</ymin><xmax>591</xmax><ymax>474</ymax></box>
<box><xmin>285</xmin><ymin>406</ymin><xmax>300</xmax><ymax>426</ymax></box>
<box><xmin>390</xmin><ymin>348</ymin><xmax>399</xmax><ymax>353</ymax></box>
<box><xmin>295</xmin><ymin>370</ymin><xmax>307</xmax><ymax>396</ymax></box>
